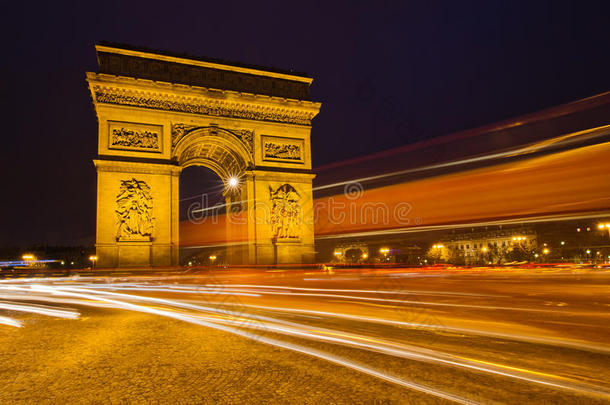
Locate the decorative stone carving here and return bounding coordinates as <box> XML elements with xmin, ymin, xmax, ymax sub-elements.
<box><xmin>264</xmin><ymin>141</ymin><xmax>301</xmax><ymax>160</ymax></box>
<box><xmin>111</xmin><ymin>127</ymin><xmax>159</xmax><ymax>150</ymax></box>
<box><xmin>171</xmin><ymin>123</ymin><xmax>199</xmax><ymax>145</ymax></box>
<box><xmin>269</xmin><ymin>184</ymin><xmax>301</xmax><ymax>239</ymax></box>
<box><xmin>231</xmin><ymin>129</ymin><xmax>254</xmax><ymax>154</ymax></box>
<box><xmin>108</xmin><ymin>121</ymin><xmax>162</xmax><ymax>153</ymax></box>
<box><xmin>116</xmin><ymin>178</ymin><xmax>154</xmax><ymax>241</ymax></box>
<box><xmin>171</xmin><ymin>124</ymin><xmax>254</xmax><ymax>155</ymax></box>
<box><xmin>93</xmin><ymin>85</ymin><xmax>316</xmax><ymax>126</ymax></box>
<box><xmin>261</xmin><ymin>136</ymin><xmax>304</xmax><ymax>163</ymax></box>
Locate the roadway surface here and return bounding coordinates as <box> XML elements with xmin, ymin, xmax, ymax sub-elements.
<box><xmin>1</xmin><ymin>266</ymin><xmax>609</xmax><ymax>404</ymax></box>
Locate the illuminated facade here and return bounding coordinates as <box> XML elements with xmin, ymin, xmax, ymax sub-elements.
<box><xmin>88</xmin><ymin>44</ymin><xmax>321</xmax><ymax>267</ymax></box>
<box><xmin>443</xmin><ymin>228</ymin><xmax>538</xmax><ymax>264</ymax></box>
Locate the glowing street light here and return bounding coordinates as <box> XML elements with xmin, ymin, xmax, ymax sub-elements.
<box><xmin>543</xmin><ymin>248</ymin><xmax>550</xmax><ymax>255</ymax></box>
<box><xmin>89</xmin><ymin>255</ymin><xmax>98</xmax><ymax>269</ymax></box>
<box><xmin>361</xmin><ymin>253</ymin><xmax>368</xmax><ymax>260</ymax></box>
<box><xmin>22</xmin><ymin>254</ymin><xmax>35</xmax><ymax>261</ymax></box>
<box><xmin>209</xmin><ymin>255</ymin><xmax>217</xmax><ymax>262</ymax></box>
<box><xmin>379</xmin><ymin>247</ymin><xmax>390</xmax><ymax>254</ymax></box>
<box><xmin>598</xmin><ymin>222</ymin><xmax>610</xmax><ymax>237</ymax></box>
<box><xmin>227</xmin><ymin>177</ymin><xmax>239</xmax><ymax>188</ymax></box>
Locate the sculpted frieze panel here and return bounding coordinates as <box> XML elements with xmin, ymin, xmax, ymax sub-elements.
<box><xmin>116</xmin><ymin>178</ymin><xmax>154</xmax><ymax>241</ymax></box>
<box><xmin>261</xmin><ymin>136</ymin><xmax>304</xmax><ymax>163</ymax></box>
<box><xmin>93</xmin><ymin>86</ymin><xmax>315</xmax><ymax>126</ymax></box>
<box><xmin>269</xmin><ymin>184</ymin><xmax>301</xmax><ymax>240</ymax></box>
<box><xmin>108</xmin><ymin>122</ymin><xmax>162</xmax><ymax>153</ymax></box>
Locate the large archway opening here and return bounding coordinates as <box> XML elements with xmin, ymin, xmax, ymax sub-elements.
<box><xmin>179</xmin><ymin>165</ymin><xmax>228</xmax><ymax>265</ymax></box>
<box><xmin>175</xmin><ymin>127</ymin><xmax>254</xmax><ymax>266</ymax></box>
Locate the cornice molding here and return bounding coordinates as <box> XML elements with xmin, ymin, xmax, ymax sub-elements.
<box><xmin>87</xmin><ymin>73</ymin><xmax>321</xmax><ymax>126</ymax></box>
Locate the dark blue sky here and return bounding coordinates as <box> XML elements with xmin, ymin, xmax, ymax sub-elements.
<box><xmin>1</xmin><ymin>0</ymin><xmax>608</xmax><ymax>246</ymax></box>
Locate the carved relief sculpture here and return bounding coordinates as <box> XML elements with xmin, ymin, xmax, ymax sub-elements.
<box><xmin>261</xmin><ymin>136</ymin><xmax>304</xmax><ymax>163</ymax></box>
<box><xmin>111</xmin><ymin>127</ymin><xmax>159</xmax><ymax>150</ymax></box>
<box><xmin>116</xmin><ymin>179</ymin><xmax>154</xmax><ymax>240</ymax></box>
<box><xmin>264</xmin><ymin>141</ymin><xmax>302</xmax><ymax>160</ymax></box>
<box><xmin>269</xmin><ymin>184</ymin><xmax>301</xmax><ymax>239</ymax></box>
<box><xmin>94</xmin><ymin>86</ymin><xmax>316</xmax><ymax>126</ymax></box>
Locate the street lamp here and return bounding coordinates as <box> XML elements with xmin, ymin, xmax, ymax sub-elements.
<box><xmin>89</xmin><ymin>255</ymin><xmax>98</xmax><ymax>269</ymax></box>
<box><xmin>209</xmin><ymin>255</ymin><xmax>217</xmax><ymax>263</ymax></box>
<box><xmin>598</xmin><ymin>222</ymin><xmax>610</xmax><ymax>237</ymax></box>
<box><xmin>379</xmin><ymin>247</ymin><xmax>390</xmax><ymax>261</ymax></box>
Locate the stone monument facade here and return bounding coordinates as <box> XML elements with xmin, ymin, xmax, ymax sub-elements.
<box><xmin>88</xmin><ymin>44</ymin><xmax>321</xmax><ymax>267</ymax></box>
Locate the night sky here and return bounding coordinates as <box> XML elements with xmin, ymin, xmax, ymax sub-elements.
<box><xmin>1</xmin><ymin>1</ymin><xmax>608</xmax><ymax>247</ymax></box>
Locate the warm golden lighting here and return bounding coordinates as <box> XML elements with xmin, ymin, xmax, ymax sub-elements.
<box><xmin>481</xmin><ymin>247</ymin><xmax>488</xmax><ymax>252</ymax></box>
<box><xmin>361</xmin><ymin>253</ymin><xmax>368</xmax><ymax>259</ymax></box>
<box><xmin>333</xmin><ymin>251</ymin><xmax>342</xmax><ymax>256</ymax></box>
<box><xmin>432</xmin><ymin>244</ymin><xmax>444</xmax><ymax>249</ymax></box>
<box><xmin>89</xmin><ymin>255</ymin><xmax>98</xmax><ymax>261</ymax></box>
<box><xmin>379</xmin><ymin>247</ymin><xmax>390</xmax><ymax>254</ymax></box>
<box><xmin>228</xmin><ymin>177</ymin><xmax>239</xmax><ymax>188</ymax></box>
<box><xmin>22</xmin><ymin>254</ymin><xmax>35</xmax><ymax>260</ymax></box>
<box><xmin>543</xmin><ymin>248</ymin><xmax>549</xmax><ymax>254</ymax></box>
<box><xmin>209</xmin><ymin>255</ymin><xmax>217</xmax><ymax>261</ymax></box>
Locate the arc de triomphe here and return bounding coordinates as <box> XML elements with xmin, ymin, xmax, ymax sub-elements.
<box><xmin>87</xmin><ymin>44</ymin><xmax>321</xmax><ymax>267</ymax></box>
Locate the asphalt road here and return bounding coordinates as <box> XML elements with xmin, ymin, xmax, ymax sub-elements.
<box><xmin>1</xmin><ymin>266</ymin><xmax>609</xmax><ymax>404</ymax></box>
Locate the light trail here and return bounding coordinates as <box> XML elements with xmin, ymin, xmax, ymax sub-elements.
<box><xmin>0</xmin><ymin>301</ymin><xmax>79</xmax><ymax>319</ymax></box>
<box><xmin>2</xmin><ymin>278</ymin><xmax>610</xmax><ymax>401</ymax></box>
<box><xmin>200</xmin><ymin>302</ymin><xmax>610</xmax><ymax>355</ymax></box>
<box><xmin>4</xmin><ymin>282</ymin><xmax>476</xmax><ymax>404</ymax></box>
<box><xmin>0</xmin><ymin>315</ymin><xmax>21</xmax><ymax>327</ymax></box>
<box><xmin>315</xmin><ymin>211</ymin><xmax>610</xmax><ymax>240</ymax></box>
<box><xmin>202</xmin><ymin>284</ymin><xmax>508</xmax><ymax>298</ymax></box>
<box><xmin>313</xmin><ymin>125</ymin><xmax>610</xmax><ymax>191</ymax></box>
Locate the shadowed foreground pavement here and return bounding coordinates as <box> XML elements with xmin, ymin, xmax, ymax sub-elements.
<box><xmin>1</xmin><ymin>266</ymin><xmax>609</xmax><ymax>404</ymax></box>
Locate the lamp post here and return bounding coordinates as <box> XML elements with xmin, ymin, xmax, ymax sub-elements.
<box><xmin>89</xmin><ymin>255</ymin><xmax>98</xmax><ymax>269</ymax></box>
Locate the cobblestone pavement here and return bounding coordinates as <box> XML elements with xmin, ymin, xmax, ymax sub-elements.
<box><xmin>1</xmin><ymin>267</ymin><xmax>610</xmax><ymax>404</ymax></box>
<box><xmin>0</xmin><ymin>308</ymin><xmax>435</xmax><ymax>404</ymax></box>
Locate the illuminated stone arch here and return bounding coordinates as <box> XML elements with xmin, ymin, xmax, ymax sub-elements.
<box><xmin>89</xmin><ymin>44</ymin><xmax>320</xmax><ymax>267</ymax></box>
<box><xmin>172</xmin><ymin>126</ymin><xmax>253</xmax><ymax>182</ymax></box>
